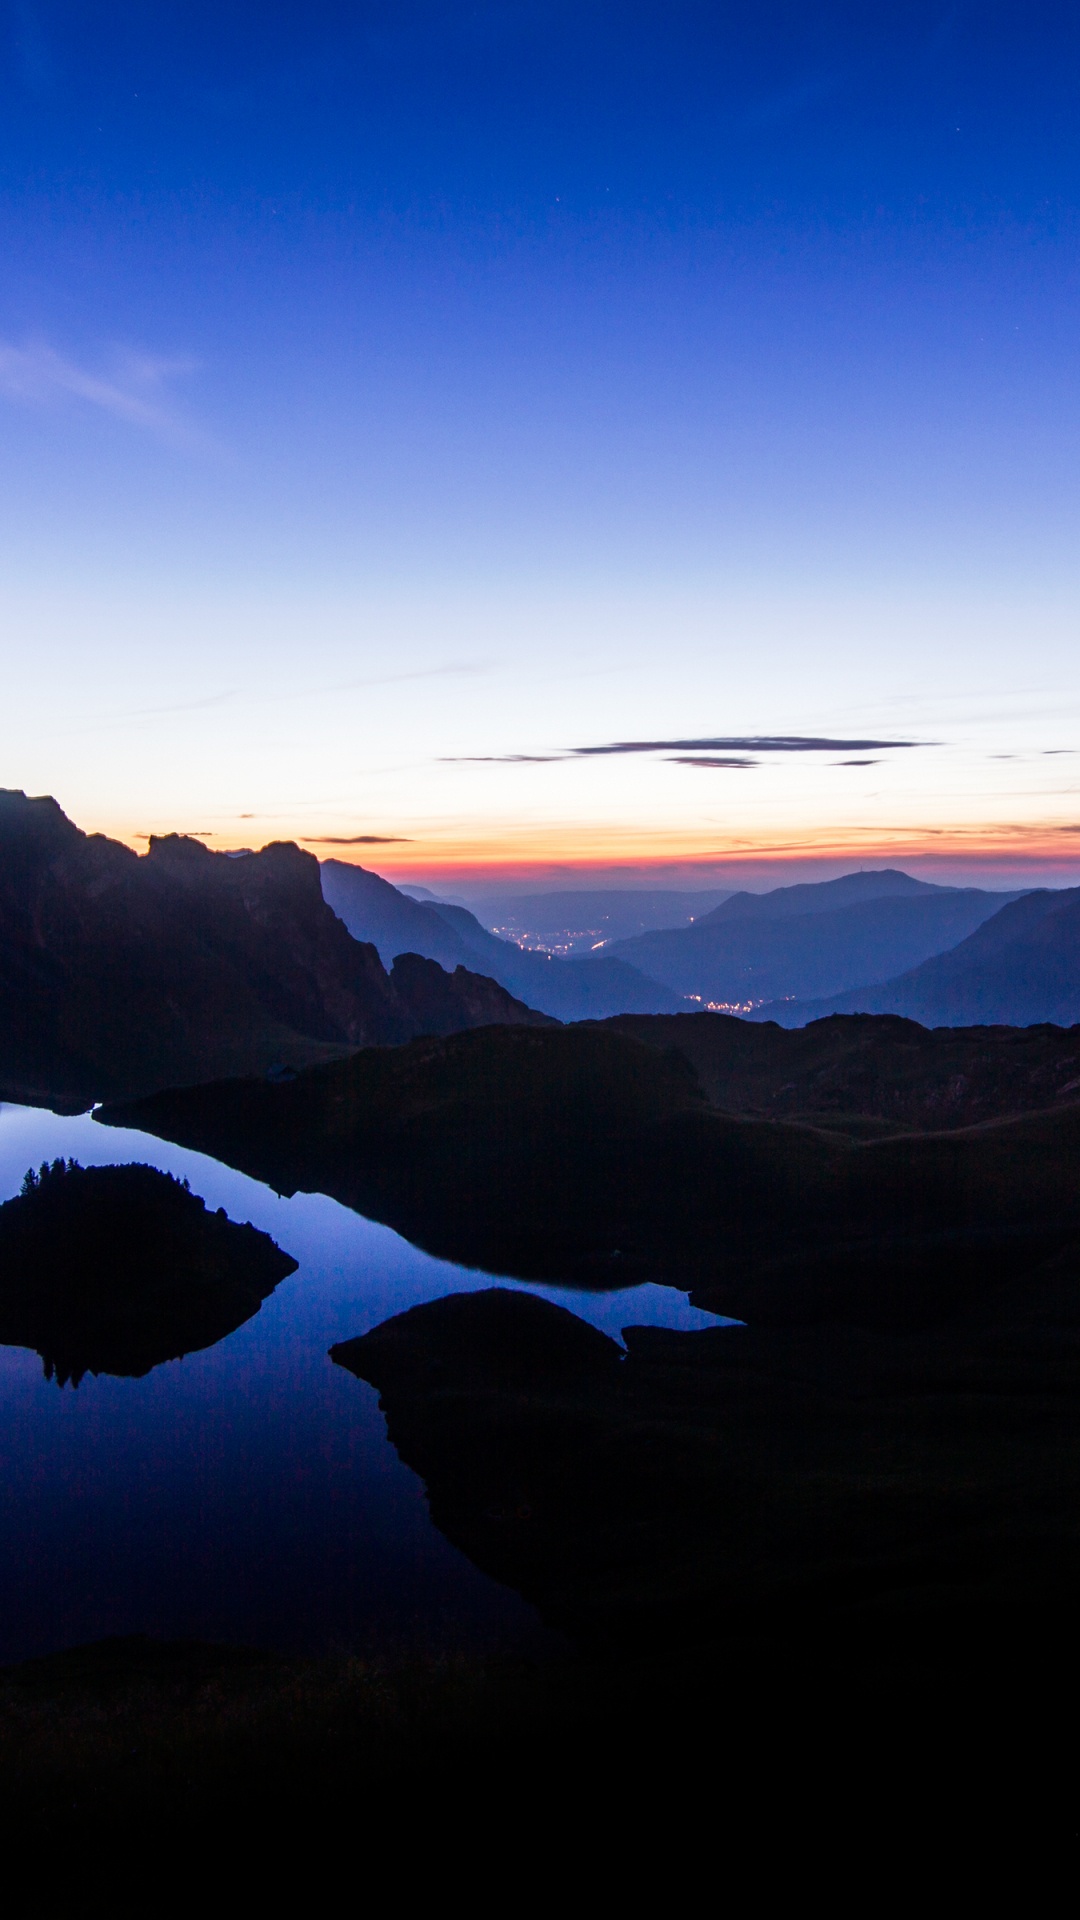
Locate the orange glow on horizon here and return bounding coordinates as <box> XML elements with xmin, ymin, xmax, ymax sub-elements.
<box><xmin>110</xmin><ymin>812</ymin><xmax>1080</xmax><ymax>892</ymax></box>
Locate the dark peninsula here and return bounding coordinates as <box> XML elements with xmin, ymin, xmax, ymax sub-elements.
<box><xmin>333</xmin><ymin>1274</ymin><xmax>1080</xmax><ymax>1644</ymax></box>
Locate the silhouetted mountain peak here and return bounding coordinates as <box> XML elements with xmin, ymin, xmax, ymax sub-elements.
<box><xmin>322</xmin><ymin>858</ymin><xmax>687</xmax><ymax>1021</ymax></box>
<box><xmin>754</xmin><ymin>885</ymin><xmax>1080</xmax><ymax>1028</ymax></box>
<box><xmin>0</xmin><ymin>787</ymin><xmax>107</xmax><ymax>881</ymax></box>
<box><xmin>0</xmin><ymin>793</ymin><xmax>552</xmax><ymax>1105</ymax></box>
<box><xmin>389</xmin><ymin>951</ymin><xmax>553</xmax><ymax>1034</ymax></box>
<box><xmin>608</xmin><ymin>874</ymin><xmax>1024</xmax><ymax>1008</ymax></box>
<box><xmin>698</xmin><ymin>868</ymin><xmax>952</xmax><ymax>927</ymax></box>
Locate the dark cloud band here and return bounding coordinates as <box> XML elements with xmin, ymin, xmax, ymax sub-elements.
<box><xmin>668</xmin><ymin>756</ymin><xmax>758</xmax><ymax>768</ymax></box>
<box><xmin>302</xmin><ymin>834</ymin><xmax>412</xmax><ymax>844</ymax></box>
<box><xmin>449</xmin><ymin>734</ymin><xmax>927</xmax><ymax>765</ymax></box>
<box><xmin>573</xmin><ymin>736</ymin><xmax>924</xmax><ymax>756</ymax></box>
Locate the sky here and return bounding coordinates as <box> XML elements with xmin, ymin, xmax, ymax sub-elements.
<box><xmin>1</xmin><ymin>1</ymin><xmax>1079</xmax><ymax>892</ymax></box>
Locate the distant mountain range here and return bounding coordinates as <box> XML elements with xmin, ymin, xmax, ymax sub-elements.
<box><xmin>5</xmin><ymin>790</ymin><xmax>1074</xmax><ymax>1116</ymax></box>
<box><xmin>0</xmin><ymin>791</ymin><xmax>547</xmax><ymax>1106</ymax></box>
<box><xmin>605</xmin><ymin>869</ymin><xmax>1027</xmax><ymax>1009</ymax></box>
<box><xmin>320</xmin><ymin>860</ymin><xmax>685</xmax><ymax>1019</ymax></box>
<box><xmin>472</xmin><ymin>887</ymin><xmax>735</xmax><ymax>953</ymax></box>
<box><xmin>325</xmin><ymin>860</ymin><xmax>1080</xmax><ymax>1029</ymax></box>
<box><xmin>752</xmin><ymin>885</ymin><xmax>1080</xmax><ymax>1028</ymax></box>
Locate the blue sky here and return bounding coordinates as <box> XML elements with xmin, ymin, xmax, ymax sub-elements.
<box><xmin>1</xmin><ymin>2</ymin><xmax>1078</xmax><ymax>886</ymax></box>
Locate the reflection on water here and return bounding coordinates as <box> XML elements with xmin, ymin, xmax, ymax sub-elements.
<box><xmin>0</xmin><ymin>1102</ymin><xmax>716</xmax><ymax>1665</ymax></box>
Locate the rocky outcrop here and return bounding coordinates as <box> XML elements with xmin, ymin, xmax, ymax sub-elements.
<box><xmin>0</xmin><ymin>790</ymin><xmax>549</xmax><ymax>1104</ymax></box>
<box><xmin>388</xmin><ymin>951</ymin><xmax>551</xmax><ymax>1037</ymax></box>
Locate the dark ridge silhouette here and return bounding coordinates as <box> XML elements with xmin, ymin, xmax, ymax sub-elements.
<box><xmin>749</xmin><ymin>885</ymin><xmax>1080</xmax><ymax>1028</ymax></box>
<box><xmin>99</xmin><ymin>1024</ymin><xmax>707</xmax><ymax>1288</ymax></box>
<box><xmin>605</xmin><ymin>868</ymin><xmax>1024</xmax><ymax>1006</ymax></box>
<box><xmin>320</xmin><ymin>859</ymin><xmax>479</xmax><ymax>972</ymax></box>
<box><xmin>0</xmin><ymin>1158</ymin><xmax>297</xmax><ymax>1383</ymax></box>
<box><xmin>0</xmin><ymin>789</ymin><xmax>548</xmax><ymax>1106</ymax></box>
<box><xmin>321</xmin><ymin>858</ymin><xmax>686</xmax><ymax>1018</ymax></box>
<box><xmin>388</xmin><ymin>951</ymin><xmax>553</xmax><ymax>1037</ymax></box>
<box><xmin>697</xmin><ymin>867</ymin><xmax>947</xmax><ymax>923</ymax></box>
<box><xmin>99</xmin><ymin>1019</ymin><xmax>1080</xmax><ymax>1317</ymax></box>
<box><xmin>333</xmin><ymin>1273</ymin><xmax>1080</xmax><ymax>1645</ymax></box>
<box><xmin>599</xmin><ymin>1009</ymin><xmax>1080</xmax><ymax>1131</ymax></box>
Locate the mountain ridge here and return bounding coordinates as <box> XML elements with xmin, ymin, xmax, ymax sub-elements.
<box><xmin>0</xmin><ymin>790</ymin><xmax>549</xmax><ymax>1106</ymax></box>
<box><xmin>749</xmin><ymin>886</ymin><xmax>1080</xmax><ymax>1028</ymax></box>
<box><xmin>606</xmin><ymin>877</ymin><xmax>1025</xmax><ymax>1007</ymax></box>
<box><xmin>321</xmin><ymin>858</ymin><xmax>686</xmax><ymax>1019</ymax></box>
<box><xmin>693</xmin><ymin>867</ymin><xmax>958</xmax><ymax>926</ymax></box>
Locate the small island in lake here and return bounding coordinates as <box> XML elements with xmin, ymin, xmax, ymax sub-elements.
<box><xmin>0</xmin><ymin>1159</ymin><xmax>298</xmax><ymax>1384</ymax></box>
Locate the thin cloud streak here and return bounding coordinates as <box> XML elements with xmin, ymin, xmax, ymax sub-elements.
<box><xmin>668</xmin><ymin>756</ymin><xmax>758</xmax><ymax>768</ymax></box>
<box><xmin>125</xmin><ymin>690</ymin><xmax>238</xmax><ymax>718</ymax></box>
<box><xmin>324</xmin><ymin>664</ymin><xmax>486</xmax><ymax>694</ymax></box>
<box><xmin>0</xmin><ymin>339</ymin><xmax>212</xmax><ymax>450</ymax></box>
<box><xmin>301</xmin><ymin>834</ymin><xmax>412</xmax><ymax>845</ymax></box>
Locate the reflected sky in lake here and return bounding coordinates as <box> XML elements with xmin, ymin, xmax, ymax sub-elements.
<box><xmin>0</xmin><ymin>1101</ymin><xmax>717</xmax><ymax>1664</ymax></box>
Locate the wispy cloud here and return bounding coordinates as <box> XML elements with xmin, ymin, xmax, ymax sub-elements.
<box><xmin>125</xmin><ymin>690</ymin><xmax>238</xmax><ymax>718</ymax></box>
<box><xmin>301</xmin><ymin>834</ymin><xmax>412</xmax><ymax>845</ymax></box>
<box><xmin>324</xmin><ymin>663</ymin><xmax>486</xmax><ymax>695</ymax></box>
<box><xmin>0</xmin><ymin>339</ymin><xmax>211</xmax><ymax>449</ymax></box>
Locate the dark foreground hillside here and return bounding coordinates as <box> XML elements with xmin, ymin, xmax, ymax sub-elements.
<box><xmin>0</xmin><ymin>789</ymin><xmax>548</xmax><ymax>1106</ymax></box>
<box><xmin>35</xmin><ymin>1011</ymin><xmax>1080</xmax><ymax>1880</ymax></box>
<box><xmin>2</xmin><ymin>1610</ymin><xmax>1073</xmax><ymax>1885</ymax></box>
<box><xmin>602</xmin><ymin>1008</ymin><xmax>1080</xmax><ymax>1130</ymax></box>
<box><xmin>101</xmin><ymin>1017</ymin><xmax>1080</xmax><ymax>1316</ymax></box>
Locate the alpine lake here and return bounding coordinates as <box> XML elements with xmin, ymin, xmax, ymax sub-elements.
<box><xmin>0</xmin><ymin>1100</ymin><xmax>717</xmax><ymax>1666</ymax></box>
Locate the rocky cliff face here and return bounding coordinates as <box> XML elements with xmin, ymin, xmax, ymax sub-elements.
<box><xmin>0</xmin><ymin>790</ymin><xmax>548</xmax><ymax>1105</ymax></box>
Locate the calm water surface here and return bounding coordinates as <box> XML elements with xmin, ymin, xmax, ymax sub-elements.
<box><xmin>0</xmin><ymin>1101</ymin><xmax>717</xmax><ymax>1664</ymax></box>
